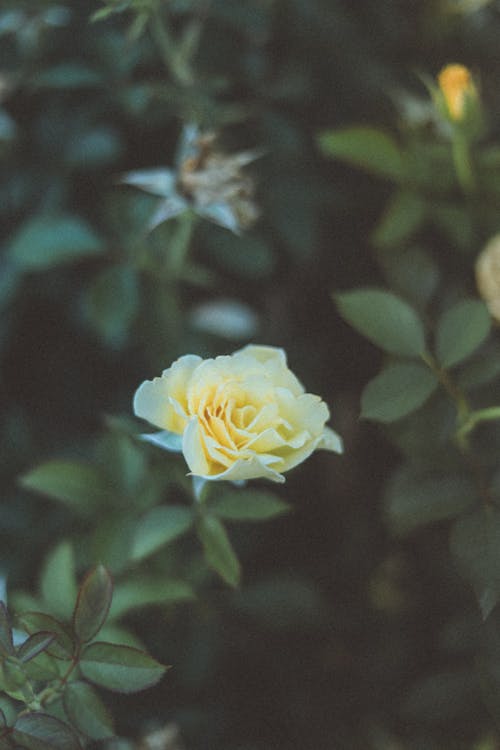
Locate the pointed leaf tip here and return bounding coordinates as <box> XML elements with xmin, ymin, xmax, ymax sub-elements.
<box><xmin>80</xmin><ymin>641</ymin><xmax>168</xmax><ymax>693</ymax></box>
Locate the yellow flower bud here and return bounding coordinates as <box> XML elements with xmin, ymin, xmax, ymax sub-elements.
<box><xmin>476</xmin><ymin>235</ymin><xmax>500</xmax><ymax>322</ymax></box>
<box><xmin>437</xmin><ymin>64</ymin><xmax>477</xmax><ymax>121</ymax></box>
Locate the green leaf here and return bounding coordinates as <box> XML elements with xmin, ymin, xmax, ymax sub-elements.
<box><xmin>385</xmin><ymin>466</ymin><xmax>478</xmax><ymax>536</ymax></box>
<box><xmin>39</xmin><ymin>542</ymin><xmax>78</xmax><ymax>620</ymax></box>
<box><xmin>85</xmin><ymin>265</ymin><xmax>139</xmax><ymax>348</ymax></box>
<box><xmin>372</xmin><ymin>190</ymin><xmax>426</xmax><ymax>248</ymax></box>
<box><xmin>8</xmin><ymin>215</ymin><xmax>104</xmax><ymax>270</ymax></box>
<box><xmin>32</xmin><ymin>64</ymin><xmax>102</xmax><ymax>89</ymax></box>
<box><xmin>318</xmin><ymin>127</ymin><xmax>404</xmax><ymax>180</ymax></box>
<box><xmin>13</xmin><ymin>713</ymin><xmax>82</xmax><ymax>750</ymax></box>
<box><xmin>431</xmin><ymin>202</ymin><xmax>476</xmax><ymax>252</ymax></box>
<box><xmin>79</xmin><ymin>642</ymin><xmax>167</xmax><ymax>693</ymax></box>
<box><xmin>3</xmin><ymin>656</ymin><xmax>28</xmax><ymax>690</ymax></box>
<box><xmin>436</xmin><ymin>299</ymin><xmax>491</xmax><ymax>368</ymax></box>
<box><xmin>65</xmin><ymin>127</ymin><xmax>123</xmax><ymax>169</ymax></box>
<box><xmin>131</xmin><ymin>506</ymin><xmax>194</xmax><ymax>561</ymax></box>
<box><xmin>0</xmin><ymin>603</ymin><xmax>14</xmax><ymax>656</ymax></box>
<box><xmin>450</xmin><ymin>508</ymin><xmax>500</xmax><ymax>618</ymax></box>
<box><xmin>20</xmin><ymin>460</ymin><xmax>111</xmax><ymax>517</ymax></box>
<box><xmin>73</xmin><ymin>565</ymin><xmax>113</xmax><ymax>644</ymax></box>
<box><xmin>335</xmin><ymin>288</ymin><xmax>426</xmax><ymax>356</ymax></box>
<box><xmin>109</xmin><ymin>579</ymin><xmax>195</xmax><ymax>620</ymax></box>
<box><xmin>377</xmin><ymin>245</ymin><xmax>440</xmax><ymax>310</ymax></box>
<box><xmin>99</xmin><ymin>432</ymin><xmax>148</xmax><ymax>498</ymax></box>
<box><xmin>97</xmin><ymin>623</ymin><xmax>145</xmax><ymax>650</ymax></box>
<box><xmin>196</xmin><ymin>514</ymin><xmax>241</xmax><ymax>587</ymax></box>
<box><xmin>361</xmin><ymin>363</ymin><xmax>438</xmax><ymax>423</ymax></box>
<box><xmin>63</xmin><ymin>682</ymin><xmax>114</xmax><ymax>740</ymax></box>
<box><xmin>89</xmin><ymin>516</ymin><xmax>136</xmax><ymax>575</ymax></box>
<box><xmin>91</xmin><ymin>1</ymin><xmax>134</xmax><ymax>22</ymax></box>
<box><xmin>210</xmin><ymin>490</ymin><xmax>290</xmax><ymax>521</ymax></box>
<box><xmin>0</xmin><ymin>695</ymin><xmax>16</xmax><ymax>726</ymax></box>
<box><xmin>22</xmin><ymin>650</ymin><xmax>63</xmax><ymax>682</ymax></box>
<box><xmin>15</xmin><ymin>613</ymin><xmax>74</xmax><ymax>660</ymax></box>
<box><xmin>17</xmin><ymin>633</ymin><xmax>55</xmax><ymax>664</ymax></box>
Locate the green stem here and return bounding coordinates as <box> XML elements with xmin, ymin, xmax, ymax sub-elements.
<box><xmin>166</xmin><ymin>211</ymin><xmax>196</xmax><ymax>278</ymax></box>
<box><xmin>36</xmin><ymin>648</ymin><xmax>80</xmax><ymax>708</ymax></box>
<box><xmin>452</xmin><ymin>130</ymin><xmax>475</xmax><ymax>194</ymax></box>
<box><xmin>421</xmin><ymin>351</ymin><xmax>470</xmax><ymax>424</ymax></box>
<box><xmin>421</xmin><ymin>352</ymin><xmax>495</xmax><ymax>506</ymax></box>
<box><xmin>457</xmin><ymin>405</ymin><xmax>500</xmax><ymax>443</ymax></box>
<box><xmin>150</xmin><ymin>3</ymin><xmax>194</xmax><ymax>86</ymax></box>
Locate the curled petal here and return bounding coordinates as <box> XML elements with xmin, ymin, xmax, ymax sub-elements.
<box><xmin>319</xmin><ymin>427</ymin><xmax>343</xmax><ymax>454</ymax></box>
<box><xmin>141</xmin><ymin>430</ymin><xmax>183</xmax><ymax>452</ymax></box>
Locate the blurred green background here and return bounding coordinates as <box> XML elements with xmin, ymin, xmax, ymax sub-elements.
<box><xmin>2</xmin><ymin>1</ymin><xmax>500</xmax><ymax>748</ymax></box>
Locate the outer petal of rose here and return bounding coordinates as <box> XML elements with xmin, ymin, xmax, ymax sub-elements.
<box><xmin>245</xmin><ymin>426</ymin><xmax>309</xmax><ymax>453</ymax></box>
<box><xmin>276</xmin><ymin>427</ymin><xmax>342</xmax><ymax>473</ymax></box>
<box><xmin>141</xmin><ymin>430</ymin><xmax>183</xmax><ymax>452</ymax></box>
<box><xmin>162</xmin><ymin>355</ymin><xmax>203</xmax><ymax>411</ymax></box>
<box><xmin>318</xmin><ymin>427</ymin><xmax>343</xmax><ymax>454</ymax></box>
<box><xmin>134</xmin><ymin>378</ymin><xmax>173</xmax><ymax>430</ymax></box>
<box><xmin>194</xmin><ymin>454</ymin><xmax>285</xmax><ymax>483</ymax></box>
<box><xmin>276</xmin><ymin>390</ymin><xmax>329</xmax><ymax>438</ymax></box>
<box><xmin>271</xmin><ymin>438</ymin><xmax>316</xmax><ymax>473</ymax></box>
<box><xmin>134</xmin><ymin>355</ymin><xmax>201</xmax><ymax>431</ymax></box>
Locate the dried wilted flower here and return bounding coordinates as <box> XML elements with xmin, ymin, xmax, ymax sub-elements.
<box><xmin>121</xmin><ymin>124</ymin><xmax>261</xmax><ymax>234</ymax></box>
<box><xmin>178</xmin><ymin>131</ymin><xmax>260</xmax><ymax>229</ymax></box>
<box><xmin>476</xmin><ymin>234</ymin><xmax>500</xmax><ymax>322</ymax></box>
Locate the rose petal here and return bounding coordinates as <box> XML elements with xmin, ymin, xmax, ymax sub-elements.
<box><xmin>141</xmin><ymin>430</ymin><xmax>183</xmax><ymax>452</ymax></box>
<box><xmin>191</xmin><ymin>454</ymin><xmax>285</xmax><ymax>483</ymax></box>
<box><xmin>318</xmin><ymin>427</ymin><xmax>343</xmax><ymax>454</ymax></box>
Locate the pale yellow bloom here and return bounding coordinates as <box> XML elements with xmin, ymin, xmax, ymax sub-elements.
<box><xmin>437</xmin><ymin>64</ymin><xmax>477</xmax><ymax>121</ymax></box>
<box><xmin>133</xmin><ymin>345</ymin><xmax>342</xmax><ymax>483</ymax></box>
<box><xmin>476</xmin><ymin>235</ymin><xmax>500</xmax><ymax>322</ymax></box>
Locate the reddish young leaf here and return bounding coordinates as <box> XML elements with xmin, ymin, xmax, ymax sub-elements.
<box><xmin>17</xmin><ymin>633</ymin><xmax>55</xmax><ymax>664</ymax></box>
<box><xmin>73</xmin><ymin>565</ymin><xmax>113</xmax><ymax>644</ymax></box>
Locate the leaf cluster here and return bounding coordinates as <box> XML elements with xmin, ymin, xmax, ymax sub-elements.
<box><xmin>0</xmin><ymin>565</ymin><xmax>167</xmax><ymax>746</ymax></box>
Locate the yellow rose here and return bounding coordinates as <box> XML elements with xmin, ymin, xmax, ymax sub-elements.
<box><xmin>133</xmin><ymin>345</ymin><xmax>342</xmax><ymax>483</ymax></box>
<box><xmin>437</xmin><ymin>64</ymin><xmax>477</xmax><ymax>122</ymax></box>
<box><xmin>476</xmin><ymin>234</ymin><xmax>500</xmax><ymax>322</ymax></box>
